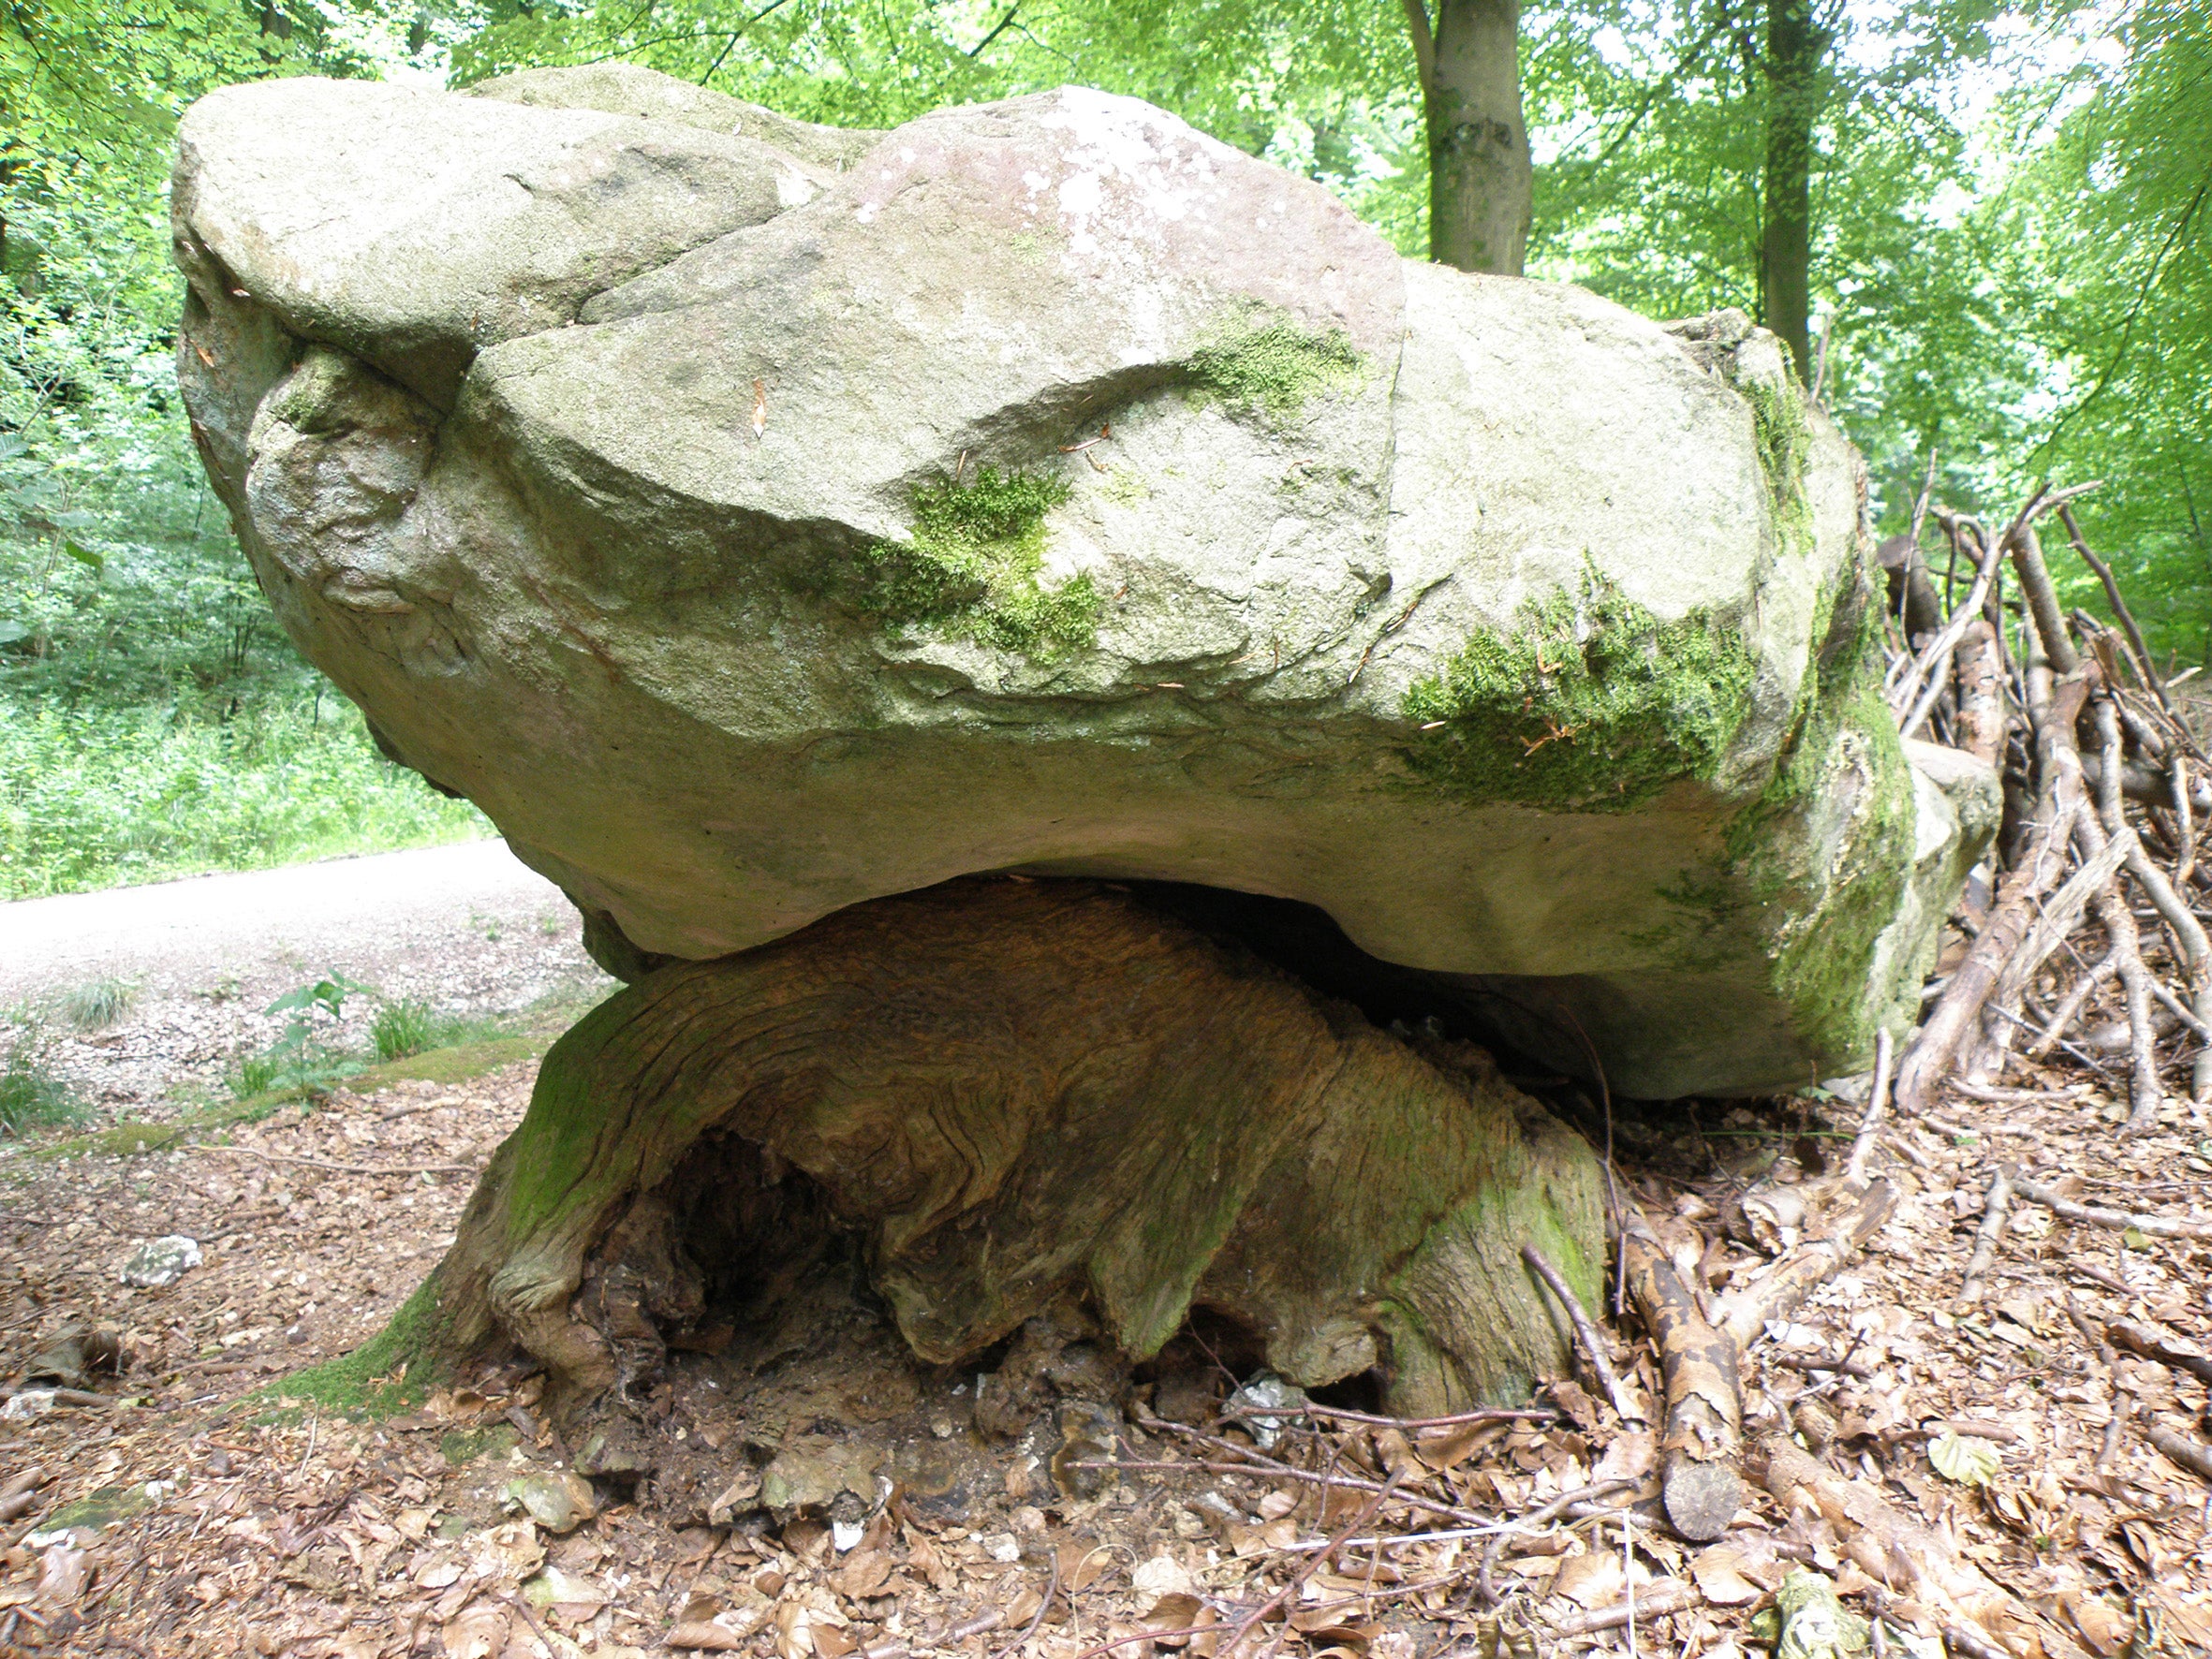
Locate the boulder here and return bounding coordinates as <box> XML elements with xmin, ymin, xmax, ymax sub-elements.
<box><xmin>173</xmin><ymin>68</ymin><xmax>1990</xmax><ymax>1096</ymax></box>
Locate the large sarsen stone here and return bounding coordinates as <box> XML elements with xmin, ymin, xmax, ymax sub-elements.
<box><xmin>172</xmin><ymin>69</ymin><xmax>1993</xmax><ymax>1095</ymax></box>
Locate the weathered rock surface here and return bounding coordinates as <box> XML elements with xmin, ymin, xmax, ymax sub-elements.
<box><xmin>174</xmin><ymin>68</ymin><xmax>1991</xmax><ymax>1094</ymax></box>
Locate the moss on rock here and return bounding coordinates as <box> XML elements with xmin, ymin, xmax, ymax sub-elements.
<box><xmin>1188</xmin><ymin>314</ymin><xmax>1361</xmax><ymax>423</ymax></box>
<box><xmin>1401</xmin><ymin>570</ymin><xmax>1760</xmax><ymax>811</ymax></box>
<box><xmin>853</xmin><ymin>466</ymin><xmax>1098</xmax><ymax>659</ymax></box>
<box><xmin>1720</xmin><ymin>554</ymin><xmax>1917</xmax><ymax>1059</ymax></box>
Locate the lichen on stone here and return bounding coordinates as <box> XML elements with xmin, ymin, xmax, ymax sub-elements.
<box><xmin>1187</xmin><ymin>312</ymin><xmax>1362</xmax><ymax>423</ymax></box>
<box><xmin>851</xmin><ymin>465</ymin><xmax>1099</xmax><ymax>659</ymax></box>
<box><xmin>1400</xmin><ymin>570</ymin><xmax>1759</xmax><ymax>812</ymax></box>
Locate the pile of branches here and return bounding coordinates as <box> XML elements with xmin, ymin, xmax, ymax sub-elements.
<box><xmin>1875</xmin><ymin>475</ymin><xmax>2209</xmax><ymax>1130</ymax></box>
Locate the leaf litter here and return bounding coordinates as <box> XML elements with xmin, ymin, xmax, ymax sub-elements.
<box><xmin>0</xmin><ymin>1038</ymin><xmax>2207</xmax><ymax>1655</ymax></box>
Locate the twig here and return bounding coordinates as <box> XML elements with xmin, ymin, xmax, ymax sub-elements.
<box><xmin>1844</xmin><ymin>1029</ymin><xmax>1893</xmax><ymax>1190</ymax></box>
<box><xmin>2146</xmin><ymin>1423</ymin><xmax>2212</xmax><ymax>1483</ymax></box>
<box><xmin>2010</xmin><ymin>1174</ymin><xmax>2212</xmax><ymax>1240</ymax></box>
<box><xmin>188</xmin><ymin>1144</ymin><xmax>479</xmax><ymax>1177</ymax></box>
<box><xmin>2107</xmin><ymin>1320</ymin><xmax>2212</xmax><ymax>1386</ymax></box>
<box><xmin>1895</xmin><ymin>521</ymin><xmax>2008</xmax><ymax>738</ymax></box>
<box><xmin>1522</xmin><ymin>1245</ymin><xmax>1641</xmax><ymax>1423</ymax></box>
<box><xmin>1895</xmin><ymin>671</ymin><xmax>2091</xmax><ymax>1115</ymax></box>
<box><xmin>1620</xmin><ymin>1224</ymin><xmax>1742</xmax><ymax>1542</ymax></box>
<box><xmin>1959</xmin><ymin>1167</ymin><xmax>2013</xmax><ymax>1302</ymax></box>
<box><xmin>1476</xmin><ymin>1477</ymin><xmax>1637</xmax><ymax>1605</ymax></box>
<box><xmin>2028</xmin><ymin>953</ymin><xmax>2118</xmax><ymax>1059</ymax></box>
<box><xmin>2057</xmin><ymin>503</ymin><xmax>2171</xmax><ymax>716</ymax></box>
<box><xmin>1714</xmin><ymin>1181</ymin><xmax>1895</xmax><ymax>1350</ymax></box>
<box><xmin>1222</xmin><ymin>1470</ymin><xmax>1403</xmax><ymax>1659</ymax></box>
<box><xmin>1074</xmin><ymin>1451</ymin><xmax>1478</xmax><ymax>1529</ymax></box>
<box><xmin>1227</xmin><ymin>1403</ymin><xmax>1556</xmax><ymax>1431</ymax></box>
<box><xmin>1550</xmin><ymin>1580</ymin><xmax>1699</xmax><ymax>1637</ymax></box>
<box><xmin>0</xmin><ymin>1387</ymin><xmax>117</xmax><ymax>1409</ymax></box>
<box><xmin>2091</xmin><ymin>697</ymin><xmax>2212</xmax><ymax>1110</ymax></box>
<box><xmin>984</xmin><ymin>1551</ymin><xmax>1060</xmax><ymax>1659</ymax></box>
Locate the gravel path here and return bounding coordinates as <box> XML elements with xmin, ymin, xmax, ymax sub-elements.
<box><xmin>0</xmin><ymin>840</ymin><xmax>613</xmax><ymax>1111</ymax></box>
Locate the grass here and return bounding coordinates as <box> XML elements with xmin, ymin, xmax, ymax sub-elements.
<box><xmin>1</xmin><ymin>1019</ymin><xmax>84</xmax><ymax>1136</ymax></box>
<box><xmin>31</xmin><ymin>990</ymin><xmax>604</xmax><ymax>1162</ymax></box>
<box><xmin>0</xmin><ymin>697</ymin><xmax>489</xmax><ymax>901</ymax></box>
<box><xmin>59</xmin><ymin>976</ymin><xmax>138</xmax><ymax>1032</ymax></box>
<box><xmin>370</xmin><ymin>997</ymin><xmax>435</xmax><ymax>1062</ymax></box>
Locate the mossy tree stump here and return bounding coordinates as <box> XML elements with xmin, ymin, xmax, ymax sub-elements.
<box><xmin>368</xmin><ymin>880</ymin><xmax>1604</xmax><ymax>1442</ymax></box>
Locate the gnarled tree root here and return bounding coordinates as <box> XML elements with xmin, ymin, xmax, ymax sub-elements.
<box><xmin>381</xmin><ymin>880</ymin><xmax>1605</xmax><ymax>1448</ymax></box>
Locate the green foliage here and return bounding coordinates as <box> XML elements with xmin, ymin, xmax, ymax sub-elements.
<box><xmin>855</xmin><ymin>466</ymin><xmax>1098</xmax><ymax>658</ymax></box>
<box><xmin>371</xmin><ymin>997</ymin><xmax>437</xmax><ymax>1063</ymax></box>
<box><xmin>0</xmin><ymin>1018</ymin><xmax>83</xmax><ymax>1136</ymax></box>
<box><xmin>227</xmin><ymin>972</ymin><xmax>373</xmax><ymax>1098</ymax></box>
<box><xmin>59</xmin><ymin>976</ymin><xmax>137</xmax><ymax>1033</ymax></box>
<box><xmin>0</xmin><ymin>698</ymin><xmax>486</xmax><ymax>899</ymax></box>
<box><xmin>1188</xmin><ymin>316</ymin><xmax>1363</xmax><ymax>420</ymax></box>
<box><xmin>1401</xmin><ymin>570</ymin><xmax>1758</xmax><ymax>811</ymax></box>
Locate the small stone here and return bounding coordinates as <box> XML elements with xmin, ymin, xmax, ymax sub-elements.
<box><xmin>1224</xmin><ymin>1373</ymin><xmax>1306</xmax><ymax>1450</ymax></box>
<box><xmin>119</xmin><ymin>1236</ymin><xmax>202</xmax><ymax>1289</ymax></box>
<box><xmin>501</xmin><ymin>1470</ymin><xmax>597</xmax><ymax>1534</ymax></box>
<box><xmin>981</xmin><ymin>1532</ymin><xmax>1022</xmax><ymax>1564</ymax></box>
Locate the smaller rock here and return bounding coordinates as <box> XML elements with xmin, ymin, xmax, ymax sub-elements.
<box><xmin>1224</xmin><ymin>1373</ymin><xmax>1307</xmax><ymax>1450</ymax></box>
<box><xmin>502</xmin><ymin>1470</ymin><xmax>597</xmax><ymax>1534</ymax></box>
<box><xmin>706</xmin><ymin>1464</ymin><xmax>762</xmax><ymax>1526</ymax></box>
<box><xmin>119</xmin><ymin>1236</ymin><xmax>201</xmax><ymax>1289</ymax></box>
<box><xmin>2</xmin><ymin>1391</ymin><xmax>57</xmax><ymax>1420</ymax></box>
<box><xmin>981</xmin><ymin>1532</ymin><xmax>1021</xmax><ymax>1564</ymax></box>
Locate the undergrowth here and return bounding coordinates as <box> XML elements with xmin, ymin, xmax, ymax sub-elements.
<box><xmin>0</xmin><ymin>698</ymin><xmax>488</xmax><ymax>900</ymax></box>
<box><xmin>0</xmin><ymin>1019</ymin><xmax>83</xmax><ymax>1136</ymax></box>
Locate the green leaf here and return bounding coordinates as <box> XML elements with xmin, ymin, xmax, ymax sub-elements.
<box><xmin>64</xmin><ymin>540</ymin><xmax>104</xmax><ymax>572</ymax></box>
<box><xmin>1929</xmin><ymin>1431</ymin><xmax>2000</xmax><ymax>1487</ymax></box>
<box><xmin>0</xmin><ymin>621</ymin><xmax>29</xmax><ymax>645</ymax></box>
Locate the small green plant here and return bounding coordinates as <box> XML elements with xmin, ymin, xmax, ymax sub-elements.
<box><xmin>59</xmin><ymin>976</ymin><xmax>137</xmax><ymax>1032</ymax></box>
<box><xmin>230</xmin><ymin>1051</ymin><xmax>281</xmax><ymax>1097</ymax></box>
<box><xmin>1</xmin><ymin>1020</ymin><xmax>84</xmax><ymax>1135</ymax></box>
<box><xmin>370</xmin><ymin>997</ymin><xmax>435</xmax><ymax>1063</ymax></box>
<box><xmin>229</xmin><ymin>973</ymin><xmax>372</xmax><ymax>1100</ymax></box>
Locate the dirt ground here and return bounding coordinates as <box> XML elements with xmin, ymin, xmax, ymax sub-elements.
<box><xmin>0</xmin><ymin>842</ymin><xmax>613</xmax><ymax>1109</ymax></box>
<box><xmin>1</xmin><ymin>1035</ymin><xmax>2209</xmax><ymax>1659</ymax></box>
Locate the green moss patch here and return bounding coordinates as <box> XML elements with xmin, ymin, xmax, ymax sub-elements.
<box><xmin>854</xmin><ymin>466</ymin><xmax>1098</xmax><ymax>659</ymax></box>
<box><xmin>265</xmin><ymin>1272</ymin><xmax>451</xmax><ymax>1418</ymax></box>
<box><xmin>1401</xmin><ymin>571</ymin><xmax>1759</xmax><ymax>811</ymax></box>
<box><xmin>1188</xmin><ymin>316</ymin><xmax>1361</xmax><ymax>423</ymax></box>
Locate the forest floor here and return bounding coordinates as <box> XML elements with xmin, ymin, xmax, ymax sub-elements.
<box><xmin>0</xmin><ymin>1023</ymin><xmax>2207</xmax><ymax>1658</ymax></box>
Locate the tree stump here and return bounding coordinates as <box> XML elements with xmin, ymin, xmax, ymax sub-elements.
<box><xmin>361</xmin><ymin>879</ymin><xmax>1603</xmax><ymax>1449</ymax></box>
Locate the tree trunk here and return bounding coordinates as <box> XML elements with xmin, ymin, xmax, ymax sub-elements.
<box><xmin>334</xmin><ymin>880</ymin><xmax>1603</xmax><ymax>1466</ymax></box>
<box><xmin>1760</xmin><ymin>0</ymin><xmax>1830</xmax><ymax>381</ymax></box>
<box><xmin>1406</xmin><ymin>0</ymin><xmax>1532</xmax><ymax>274</ymax></box>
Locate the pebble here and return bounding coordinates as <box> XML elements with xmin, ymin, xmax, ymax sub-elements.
<box><xmin>119</xmin><ymin>1236</ymin><xmax>202</xmax><ymax>1289</ymax></box>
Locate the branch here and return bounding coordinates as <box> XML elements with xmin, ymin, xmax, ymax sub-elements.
<box><xmin>1398</xmin><ymin>0</ymin><xmax>1435</xmax><ymax>92</ymax></box>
